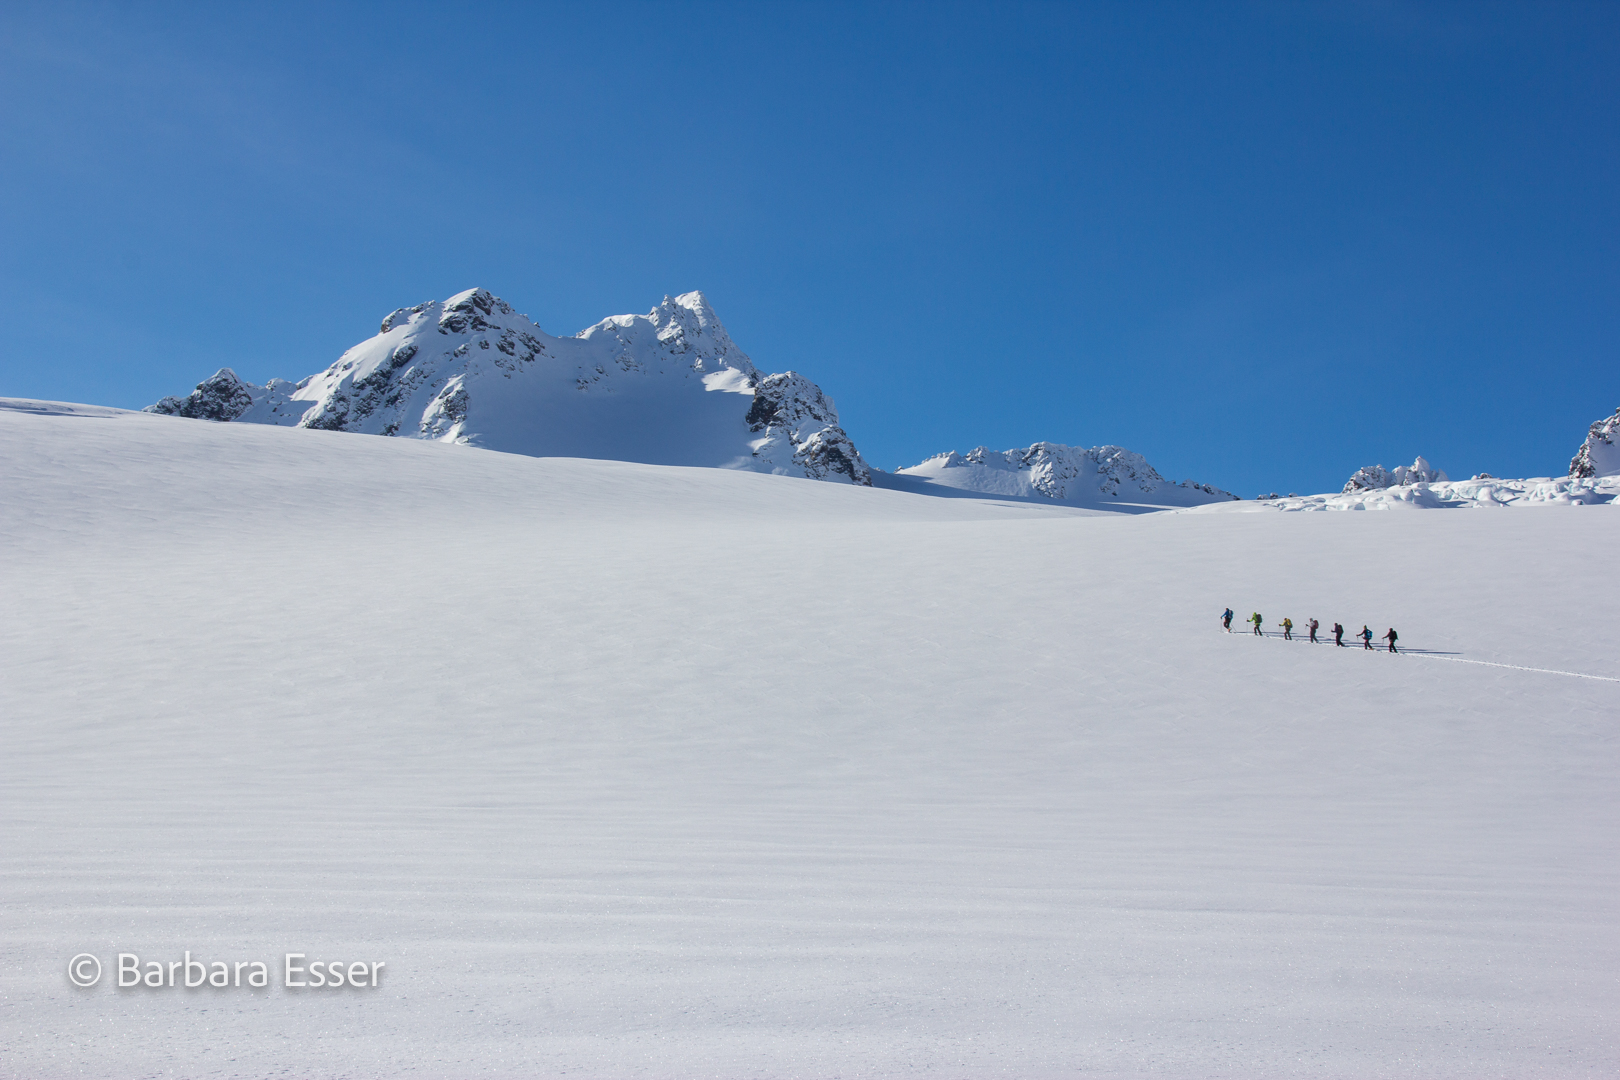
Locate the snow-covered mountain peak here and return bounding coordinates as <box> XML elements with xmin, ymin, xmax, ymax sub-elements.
<box><xmin>574</xmin><ymin>290</ymin><xmax>757</xmax><ymax>377</ymax></box>
<box><xmin>147</xmin><ymin>288</ymin><xmax>870</xmax><ymax>484</ymax></box>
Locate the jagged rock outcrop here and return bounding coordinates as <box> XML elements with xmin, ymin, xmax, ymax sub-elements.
<box><xmin>149</xmin><ymin>369</ymin><xmax>257</xmax><ymax>422</ymax></box>
<box><xmin>1569</xmin><ymin>407</ymin><xmax>1620</xmax><ymax>478</ymax></box>
<box><xmin>887</xmin><ymin>442</ymin><xmax>1236</xmax><ymax>507</ymax></box>
<box><xmin>745</xmin><ymin>372</ymin><xmax>869</xmax><ymax>485</ymax></box>
<box><xmin>1342</xmin><ymin>456</ymin><xmax>1447</xmax><ymax>494</ymax></box>
<box><xmin>145</xmin><ymin>288</ymin><xmax>870</xmax><ymax>485</ymax></box>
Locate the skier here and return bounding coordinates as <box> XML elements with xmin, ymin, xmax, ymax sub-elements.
<box><xmin>1361</xmin><ymin>625</ymin><xmax>1374</xmax><ymax>650</ymax></box>
<box><xmin>1384</xmin><ymin>627</ymin><xmax>1399</xmax><ymax>653</ymax></box>
<box><xmin>1333</xmin><ymin>622</ymin><xmax>1345</xmax><ymax>647</ymax></box>
<box><xmin>1222</xmin><ymin>608</ymin><xmax>1234</xmax><ymax>632</ymax></box>
<box><xmin>1250</xmin><ymin>612</ymin><xmax>1264</xmax><ymax>636</ymax></box>
<box><xmin>1280</xmin><ymin>617</ymin><xmax>1293</xmax><ymax>640</ymax></box>
<box><xmin>1308</xmin><ymin>618</ymin><xmax>1319</xmax><ymax>644</ymax></box>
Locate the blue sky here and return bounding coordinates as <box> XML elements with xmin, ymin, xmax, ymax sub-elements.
<box><xmin>2</xmin><ymin>1</ymin><xmax>1616</xmax><ymax>495</ymax></box>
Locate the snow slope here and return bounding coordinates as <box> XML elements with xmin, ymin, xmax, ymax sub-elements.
<box><xmin>147</xmin><ymin>288</ymin><xmax>870</xmax><ymax>484</ymax></box>
<box><xmin>886</xmin><ymin>442</ymin><xmax>1236</xmax><ymax>508</ymax></box>
<box><xmin>3</xmin><ymin>399</ymin><xmax>1618</xmax><ymax>1078</ymax></box>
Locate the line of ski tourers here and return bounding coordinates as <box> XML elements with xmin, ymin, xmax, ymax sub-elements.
<box><xmin>1220</xmin><ymin>608</ymin><xmax>1399</xmax><ymax>651</ymax></box>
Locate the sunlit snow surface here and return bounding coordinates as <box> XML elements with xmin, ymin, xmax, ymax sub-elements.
<box><xmin>3</xmin><ymin>400</ymin><xmax>1618</xmax><ymax>1078</ymax></box>
<box><xmin>1196</xmin><ymin>475</ymin><xmax>1620</xmax><ymax>511</ymax></box>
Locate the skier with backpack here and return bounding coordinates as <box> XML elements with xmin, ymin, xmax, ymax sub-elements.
<box><xmin>1361</xmin><ymin>625</ymin><xmax>1374</xmax><ymax>650</ymax></box>
<box><xmin>1384</xmin><ymin>627</ymin><xmax>1399</xmax><ymax>653</ymax></box>
<box><xmin>1280</xmin><ymin>617</ymin><xmax>1293</xmax><ymax>640</ymax></box>
<box><xmin>1333</xmin><ymin>622</ymin><xmax>1345</xmax><ymax>646</ymax></box>
<box><xmin>1222</xmin><ymin>608</ymin><xmax>1234</xmax><ymax>632</ymax></box>
<box><xmin>1250</xmin><ymin>612</ymin><xmax>1264</xmax><ymax>636</ymax></box>
<box><xmin>1308</xmin><ymin>618</ymin><xmax>1319</xmax><ymax>644</ymax></box>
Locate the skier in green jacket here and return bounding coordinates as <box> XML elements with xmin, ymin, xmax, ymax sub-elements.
<box><xmin>1250</xmin><ymin>612</ymin><xmax>1264</xmax><ymax>636</ymax></box>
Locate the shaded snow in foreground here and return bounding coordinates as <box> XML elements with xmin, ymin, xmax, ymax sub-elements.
<box><xmin>3</xmin><ymin>399</ymin><xmax>1618</xmax><ymax>1079</ymax></box>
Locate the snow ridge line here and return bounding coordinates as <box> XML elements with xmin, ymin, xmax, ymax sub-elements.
<box><xmin>1230</xmin><ymin>632</ymin><xmax>1620</xmax><ymax>682</ymax></box>
<box><xmin>1401</xmin><ymin>654</ymin><xmax>1620</xmax><ymax>683</ymax></box>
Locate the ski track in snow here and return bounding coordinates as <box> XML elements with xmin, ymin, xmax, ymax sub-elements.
<box><xmin>4</xmin><ymin>404</ymin><xmax>1619</xmax><ymax>1079</ymax></box>
<box><xmin>1232</xmin><ymin>632</ymin><xmax>1620</xmax><ymax>683</ymax></box>
<box><xmin>1402</xmin><ymin>653</ymin><xmax>1620</xmax><ymax>683</ymax></box>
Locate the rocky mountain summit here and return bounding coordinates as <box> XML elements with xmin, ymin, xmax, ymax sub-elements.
<box><xmin>886</xmin><ymin>442</ymin><xmax>1236</xmax><ymax>507</ymax></box>
<box><xmin>149</xmin><ymin>289</ymin><xmax>870</xmax><ymax>484</ymax></box>
<box><xmin>1569</xmin><ymin>406</ymin><xmax>1620</xmax><ymax>478</ymax></box>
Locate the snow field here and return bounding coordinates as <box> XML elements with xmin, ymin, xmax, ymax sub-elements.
<box><xmin>2</xmin><ymin>402</ymin><xmax>1617</xmax><ymax>1078</ymax></box>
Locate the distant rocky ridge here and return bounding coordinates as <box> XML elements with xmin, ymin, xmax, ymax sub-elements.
<box><xmin>149</xmin><ymin>289</ymin><xmax>870</xmax><ymax>485</ymax></box>
<box><xmin>885</xmin><ymin>442</ymin><xmax>1236</xmax><ymax>507</ymax></box>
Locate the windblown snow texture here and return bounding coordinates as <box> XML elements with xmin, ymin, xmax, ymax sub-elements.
<box><xmin>4</xmin><ymin>399</ymin><xmax>1618</xmax><ymax>1079</ymax></box>
<box><xmin>1342</xmin><ymin>455</ymin><xmax>1449</xmax><ymax>494</ymax></box>
<box><xmin>1569</xmin><ymin>406</ymin><xmax>1620</xmax><ymax>478</ymax></box>
<box><xmin>147</xmin><ymin>289</ymin><xmax>871</xmax><ymax>485</ymax></box>
<box><xmin>890</xmin><ymin>442</ymin><xmax>1236</xmax><ymax>507</ymax></box>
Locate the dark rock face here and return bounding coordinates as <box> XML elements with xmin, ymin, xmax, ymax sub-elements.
<box><xmin>438</xmin><ymin>289</ymin><xmax>510</xmax><ymax>336</ymax></box>
<box><xmin>302</xmin><ymin>393</ymin><xmax>351</xmax><ymax>431</ymax></box>
<box><xmin>744</xmin><ymin>392</ymin><xmax>778</xmax><ymax>430</ymax></box>
<box><xmin>145</xmin><ymin>369</ymin><xmax>255</xmax><ymax>422</ymax></box>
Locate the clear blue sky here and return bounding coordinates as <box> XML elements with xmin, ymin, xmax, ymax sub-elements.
<box><xmin>3</xmin><ymin>2</ymin><xmax>1616</xmax><ymax>496</ymax></box>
